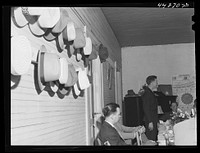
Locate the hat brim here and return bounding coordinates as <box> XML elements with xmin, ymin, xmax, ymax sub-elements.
<box><xmin>37</xmin><ymin>45</ymin><xmax>47</xmax><ymax>91</ymax></box>
<box><xmin>13</xmin><ymin>7</ymin><xmax>28</xmax><ymax>28</ymax></box>
<box><xmin>49</xmin><ymin>81</ymin><xmax>58</xmax><ymax>93</ymax></box>
<box><xmin>28</xmin><ymin>21</ymin><xmax>46</xmax><ymax>37</ymax></box>
<box><xmin>43</xmin><ymin>30</ymin><xmax>58</xmax><ymax>41</ymax></box>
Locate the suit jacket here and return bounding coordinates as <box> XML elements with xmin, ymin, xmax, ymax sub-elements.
<box><xmin>141</xmin><ymin>86</ymin><xmax>158</xmax><ymax>124</ymax></box>
<box><xmin>98</xmin><ymin>121</ymin><xmax>128</xmax><ymax>145</ymax></box>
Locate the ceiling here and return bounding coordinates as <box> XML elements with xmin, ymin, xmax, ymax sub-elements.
<box><xmin>101</xmin><ymin>7</ymin><xmax>194</xmax><ymax>47</ymax></box>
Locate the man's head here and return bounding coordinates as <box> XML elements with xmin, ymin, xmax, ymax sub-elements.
<box><xmin>102</xmin><ymin>103</ymin><xmax>121</xmax><ymax>124</ymax></box>
<box><xmin>146</xmin><ymin>75</ymin><xmax>158</xmax><ymax>90</ymax></box>
<box><xmin>170</xmin><ymin>101</ymin><xmax>178</xmax><ymax>112</ymax></box>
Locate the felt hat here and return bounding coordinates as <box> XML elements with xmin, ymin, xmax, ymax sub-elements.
<box><xmin>64</xmin><ymin>64</ymin><xmax>78</xmax><ymax>87</ymax></box>
<box><xmin>83</xmin><ymin>37</ymin><xmax>92</xmax><ymax>55</ymax></box>
<box><xmin>77</xmin><ymin>68</ymin><xmax>91</xmax><ymax>90</ymax></box>
<box><xmin>88</xmin><ymin>47</ymin><xmax>98</xmax><ymax>61</ymax></box>
<box><xmin>73</xmin><ymin>28</ymin><xmax>86</xmax><ymax>49</ymax></box>
<box><xmin>11</xmin><ymin>35</ymin><xmax>32</xmax><ymax>75</ymax></box>
<box><xmin>59</xmin><ymin>57</ymin><xmax>68</xmax><ymax>84</ymax></box>
<box><xmin>38</xmin><ymin>7</ymin><xmax>60</xmax><ymax>28</ymax></box>
<box><xmin>37</xmin><ymin>46</ymin><xmax>61</xmax><ymax>91</ymax></box>
<box><xmin>98</xmin><ymin>44</ymin><xmax>108</xmax><ymax>63</ymax></box>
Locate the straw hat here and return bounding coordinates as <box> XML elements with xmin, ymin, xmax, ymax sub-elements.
<box><xmin>64</xmin><ymin>64</ymin><xmax>78</xmax><ymax>87</ymax></box>
<box><xmin>44</xmin><ymin>8</ymin><xmax>76</xmax><ymax>41</ymax></box>
<box><xmin>11</xmin><ymin>35</ymin><xmax>32</xmax><ymax>75</ymax></box>
<box><xmin>59</xmin><ymin>57</ymin><xmax>68</xmax><ymax>84</ymax></box>
<box><xmin>13</xmin><ymin>7</ymin><xmax>43</xmax><ymax>28</ymax></box>
<box><xmin>38</xmin><ymin>7</ymin><xmax>60</xmax><ymax>28</ymax></box>
<box><xmin>13</xmin><ymin>7</ymin><xmax>28</xmax><ymax>27</ymax></box>
<box><xmin>37</xmin><ymin>45</ymin><xmax>61</xmax><ymax>91</ymax></box>
<box><xmin>77</xmin><ymin>68</ymin><xmax>91</xmax><ymax>90</ymax></box>
<box><xmin>73</xmin><ymin>28</ymin><xmax>86</xmax><ymax>49</ymax></box>
<box><xmin>73</xmin><ymin>82</ymin><xmax>81</xmax><ymax>96</ymax></box>
<box><xmin>62</xmin><ymin>21</ymin><xmax>76</xmax><ymax>42</ymax></box>
<box><xmin>83</xmin><ymin>37</ymin><xmax>92</xmax><ymax>55</ymax></box>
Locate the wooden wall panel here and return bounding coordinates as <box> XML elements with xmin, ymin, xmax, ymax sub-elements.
<box><xmin>11</xmin><ymin>7</ymin><xmax>121</xmax><ymax>145</ymax></box>
<box><xmin>11</xmin><ymin>8</ymin><xmax>86</xmax><ymax>145</ymax></box>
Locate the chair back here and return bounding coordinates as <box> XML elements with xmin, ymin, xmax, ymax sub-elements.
<box><xmin>136</xmin><ymin>131</ymin><xmax>142</xmax><ymax>146</ymax></box>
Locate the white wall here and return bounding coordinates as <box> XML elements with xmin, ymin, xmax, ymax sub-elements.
<box><xmin>122</xmin><ymin>43</ymin><xmax>195</xmax><ymax>98</ymax></box>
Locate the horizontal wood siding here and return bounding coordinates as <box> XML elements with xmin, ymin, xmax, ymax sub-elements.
<box><xmin>11</xmin><ymin>8</ymin><xmax>86</xmax><ymax>145</ymax></box>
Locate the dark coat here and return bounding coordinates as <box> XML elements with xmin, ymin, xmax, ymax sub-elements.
<box><xmin>98</xmin><ymin>121</ymin><xmax>127</xmax><ymax>145</ymax></box>
<box><xmin>141</xmin><ymin>86</ymin><xmax>158</xmax><ymax>124</ymax></box>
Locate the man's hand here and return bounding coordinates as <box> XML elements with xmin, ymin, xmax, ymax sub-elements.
<box><xmin>148</xmin><ymin>122</ymin><xmax>153</xmax><ymax>131</ymax></box>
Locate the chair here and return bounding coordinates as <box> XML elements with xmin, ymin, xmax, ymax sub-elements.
<box><xmin>95</xmin><ymin>137</ymin><xmax>111</xmax><ymax>146</ymax></box>
<box><xmin>136</xmin><ymin>131</ymin><xmax>142</xmax><ymax>146</ymax></box>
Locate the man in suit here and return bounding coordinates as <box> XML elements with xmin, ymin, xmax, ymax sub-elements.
<box><xmin>98</xmin><ymin>103</ymin><xmax>128</xmax><ymax>145</ymax></box>
<box><xmin>141</xmin><ymin>75</ymin><xmax>158</xmax><ymax>141</ymax></box>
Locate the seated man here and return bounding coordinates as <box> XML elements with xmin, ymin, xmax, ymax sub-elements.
<box><xmin>98</xmin><ymin>103</ymin><xmax>128</xmax><ymax>145</ymax></box>
<box><xmin>159</xmin><ymin>101</ymin><xmax>178</xmax><ymax>121</ymax></box>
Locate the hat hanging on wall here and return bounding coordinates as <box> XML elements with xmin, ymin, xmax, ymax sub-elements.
<box><xmin>11</xmin><ymin>35</ymin><xmax>32</xmax><ymax>75</ymax></box>
<box><xmin>13</xmin><ymin>7</ymin><xmax>43</xmax><ymax>28</ymax></box>
<box><xmin>83</xmin><ymin>37</ymin><xmax>92</xmax><ymax>55</ymax></box>
<box><xmin>59</xmin><ymin>57</ymin><xmax>68</xmax><ymax>84</ymax></box>
<box><xmin>73</xmin><ymin>28</ymin><xmax>86</xmax><ymax>49</ymax></box>
<box><xmin>62</xmin><ymin>21</ymin><xmax>76</xmax><ymax>42</ymax></box>
<box><xmin>38</xmin><ymin>7</ymin><xmax>60</xmax><ymax>29</ymax></box>
<box><xmin>69</xmin><ymin>54</ymin><xmax>84</xmax><ymax>71</ymax></box>
<box><xmin>73</xmin><ymin>82</ymin><xmax>81</xmax><ymax>96</ymax></box>
<box><xmin>44</xmin><ymin>8</ymin><xmax>75</xmax><ymax>41</ymax></box>
<box><xmin>77</xmin><ymin>68</ymin><xmax>91</xmax><ymax>90</ymax></box>
<box><xmin>11</xmin><ymin>18</ymin><xmax>18</xmax><ymax>37</ymax></box>
<box><xmin>98</xmin><ymin>44</ymin><xmax>109</xmax><ymax>63</ymax></box>
<box><xmin>88</xmin><ymin>46</ymin><xmax>98</xmax><ymax>61</ymax></box>
<box><xmin>56</xmin><ymin>32</ymin><xmax>66</xmax><ymax>52</ymax></box>
<box><xmin>13</xmin><ymin>7</ymin><xmax>28</xmax><ymax>28</ymax></box>
<box><xmin>64</xmin><ymin>64</ymin><xmax>78</xmax><ymax>87</ymax></box>
<box><xmin>37</xmin><ymin>45</ymin><xmax>61</xmax><ymax>91</ymax></box>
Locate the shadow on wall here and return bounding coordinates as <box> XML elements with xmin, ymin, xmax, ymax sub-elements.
<box><xmin>11</xmin><ymin>74</ymin><xmax>21</xmax><ymax>89</ymax></box>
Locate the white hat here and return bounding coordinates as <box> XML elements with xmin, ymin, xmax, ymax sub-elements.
<box><xmin>38</xmin><ymin>7</ymin><xmax>60</xmax><ymax>28</ymax></box>
<box><xmin>78</xmin><ymin>68</ymin><xmax>90</xmax><ymax>90</ymax></box>
<box><xmin>83</xmin><ymin>37</ymin><xmax>92</xmax><ymax>55</ymax></box>
<box><xmin>73</xmin><ymin>83</ymin><xmax>81</xmax><ymax>96</ymax></box>
<box><xmin>59</xmin><ymin>57</ymin><xmax>68</xmax><ymax>84</ymax></box>
<box><xmin>62</xmin><ymin>21</ymin><xmax>76</xmax><ymax>41</ymax></box>
<box><xmin>13</xmin><ymin>7</ymin><xmax>44</xmax><ymax>28</ymax></box>
<box><xmin>13</xmin><ymin>7</ymin><xmax>28</xmax><ymax>27</ymax></box>
<box><xmin>28</xmin><ymin>20</ymin><xmax>46</xmax><ymax>36</ymax></box>
<box><xmin>11</xmin><ymin>35</ymin><xmax>32</xmax><ymax>75</ymax></box>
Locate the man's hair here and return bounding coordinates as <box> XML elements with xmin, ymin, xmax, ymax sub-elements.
<box><xmin>102</xmin><ymin>103</ymin><xmax>120</xmax><ymax>118</ymax></box>
<box><xmin>171</xmin><ymin>101</ymin><xmax>178</xmax><ymax>106</ymax></box>
<box><xmin>146</xmin><ymin>75</ymin><xmax>157</xmax><ymax>85</ymax></box>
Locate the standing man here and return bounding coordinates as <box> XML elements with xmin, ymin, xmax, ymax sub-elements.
<box><xmin>141</xmin><ymin>75</ymin><xmax>158</xmax><ymax>142</ymax></box>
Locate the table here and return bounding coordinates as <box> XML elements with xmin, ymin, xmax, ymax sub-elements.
<box><xmin>157</xmin><ymin>120</ymin><xmax>175</xmax><ymax>146</ymax></box>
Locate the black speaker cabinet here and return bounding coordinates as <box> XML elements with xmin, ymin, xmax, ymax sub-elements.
<box><xmin>122</xmin><ymin>96</ymin><xmax>144</xmax><ymax>127</ymax></box>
